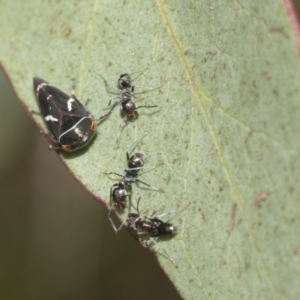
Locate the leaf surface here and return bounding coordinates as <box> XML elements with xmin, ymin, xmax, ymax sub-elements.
<box><xmin>0</xmin><ymin>0</ymin><xmax>299</xmax><ymax>299</ymax></box>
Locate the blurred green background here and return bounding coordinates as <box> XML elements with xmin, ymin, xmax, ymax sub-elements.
<box><xmin>1</xmin><ymin>2</ymin><xmax>300</xmax><ymax>300</ymax></box>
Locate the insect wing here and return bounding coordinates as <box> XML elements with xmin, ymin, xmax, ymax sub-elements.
<box><xmin>34</xmin><ymin>77</ymin><xmax>64</xmax><ymax>139</ymax></box>
<box><xmin>58</xmin><ymin>115</ymin><xmax>96</xmax><ymax>151</ymax></box>
<box><xmin>39</xmin><ymin>82</ymin><xmax>89</xmax><ymax>117</ymax></box>
<box><xmin>34</xmin><ymin>77</ymin><xmax>95</xmax><ymax>151</ymax></box>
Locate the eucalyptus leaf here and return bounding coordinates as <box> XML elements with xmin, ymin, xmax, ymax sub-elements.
<box><xmin>0</xmin><ymin>0</ymin><xmax>299</xmax><ymax>299</ymax></box>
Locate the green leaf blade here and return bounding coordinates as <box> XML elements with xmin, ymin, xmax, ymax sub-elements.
<box><xmin>0</xmin><ymin>1</ymin><xmax>299</xmax><ymax>299</ymax></box>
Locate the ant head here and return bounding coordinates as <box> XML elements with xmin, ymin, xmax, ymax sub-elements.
<box><xmin>128</xmin><ymin>152</ymin><xmax>146</xmax><ymax>170</ymax></box>
<box><xmin>163</xmin><ymin>223</ymin><xmax>178</xmax><ymax>235</ymax></box>
<box><xmin>118</xmin><ymin>73</ymin><xmax>131</xmax><ymax>89</ymax></box>
<box><xmin>150</xmin><ymin>219</ymin><xmax>178</xmax><ymax>237</ymax></box>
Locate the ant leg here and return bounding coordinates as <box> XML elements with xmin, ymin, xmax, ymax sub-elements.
<box><xmin>124</xmin><ymin>166</ymin><xmax>145</xmax><ymax>173</ymax></box>
<box><xmin>104</xmin><ymin>172</ymin><xmax>125</xmax><ymax>179</ymax></box>
<box><xmin>135</xmin><ymin>105</ymin><xmax>158</xmax><ymax>110</ymax></box>
<box><xmin>96</xmin><ymin>73</ymin><xmax>122</xmax><ymax>93</ymax></box>
<box><xmin>108</xmin><ymin>211</ymin><xmax>127</xmax><ymax>234</ymax></box>
<box><xmin>134</xmin><ymin>178</ymin><xmax>159</xmax><ymax>191</ymax></box>
<box><xmin>116</xmin><ymin>116</ymin><xmax>128</xmax><ymax>143</ymax></box>
<box><xmin>108</xmin><ymin>203</ymin><xmax>120</xmax><ymax>233</ymax></box>
<box><xmin>158</xmin><ymin>203</ymin><xmax>190</xmax><ymax>220</ymax></box>
<box><xmin>95</xmin><ymin>100</ymin><xmax>118</xmax><ymax>123</ymax></box>
<box><xmin>108</xmin><ymin>191</ymin><xmax>127</xmax><ymax>234</ymax></box>
<box><xmin>126</xmin><ymin>194</ymin><xmax>138</xmax><ymax>213</ymax></box>
<box><xmin>144</xmin><ymin>237</ymin><xmax>176</xmax><ymax>266</ymax></box>
<box><xmin>126</xmin><ymin>133</ymin><xmax>148</xmax><ymax>156</ymax></box>
<box><xmin>107</xmin><ymin>96</ymin><xmax>121</xmax><ymax>108</ymax></box>
<box><xmin>133</xmin><ymin>84</ymin><xmax>162</xmax><ymax>93</ymax></box>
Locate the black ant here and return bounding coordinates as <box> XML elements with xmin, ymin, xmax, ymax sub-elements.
<box><xmin>126</xmin><ymin>197</ymin><xmax>188</xmax><ymax>265</ymax></box>
<box><xmin>126</xmin><ymin>197</ymin><xmax>178</xmax><ymax>239</ymax></box>
<box><xmin>98</xmin><ymin>71</ymin><xmax>159</xmax><ymax>141</ymax></box>
<box><xmin>106</xmin><ymin>135</ymin><xmax>158</xmax><ymax>232</ymax></box>
<box><xmin>116</xmin><ymin>73</ymin><xmax>158</xmax><ymax>120</ymax></box>
<box><xmin>109</xmin><ymin>151</ymin><xmax>151</xmax><ymax>210</ymax></box>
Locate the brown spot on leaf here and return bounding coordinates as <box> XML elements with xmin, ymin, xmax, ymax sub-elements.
<box><xmin>295</xmin><ymin>247</ymin><xmax>300</xmax><ymax>255</ymax></box>
<box><xmin>254</xmin><ymin>192</ymin><xmax>268</xmax><ymax>208</ymax></box>
<box><xmin>257</xmin><ymin>154</ymin><xmax>263</xmax><ymax>161</ymax></box>
<box><xmin>262</xmin><ymin>71</ymin><xmax>271</xmax><ymax>80</ymax></box>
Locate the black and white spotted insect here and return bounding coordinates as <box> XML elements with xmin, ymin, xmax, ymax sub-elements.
<box><xmin>33</xmin><ymin>77</ymin><xmax>116</xmax><ymax>152</ymax></box>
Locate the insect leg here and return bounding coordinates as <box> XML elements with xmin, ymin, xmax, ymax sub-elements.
<box><xmin>95</xmin><ymin>100</ymin><xmax>119</xmax><ymax>123</ymax></box>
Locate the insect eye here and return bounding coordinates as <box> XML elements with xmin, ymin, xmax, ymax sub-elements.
<box><xmin>61</xmin><ymin>145</ymin><xmax>72</xmax><ymax>152</ymax></box>
<box><xmin>91</xmin><ymin>121</ymin><xmax>98</xmax><ymax>131</ymax></box>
